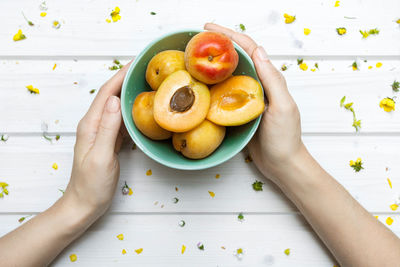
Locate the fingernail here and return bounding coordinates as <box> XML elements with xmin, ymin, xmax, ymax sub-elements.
<box><xmin>256</xmin><ymin>46</ymin><xmax>268</xmax><ymax>60</ymax></box>
<box><xmin>106</xmin><ymin>96</ymin><xmax>120</xmax><ymax>113</ymax></box>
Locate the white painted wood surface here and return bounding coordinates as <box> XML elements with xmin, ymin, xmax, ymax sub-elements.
<box><xmin>0</xmin><ymin>0</ymin><xmax>399</xmax><ymax>266</ymax></box>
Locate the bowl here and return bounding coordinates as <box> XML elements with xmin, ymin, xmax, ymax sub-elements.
<box><xmin>121</xmin><ymin>29</ymin><xmax>263</xmax><ymax>170</ymax></box>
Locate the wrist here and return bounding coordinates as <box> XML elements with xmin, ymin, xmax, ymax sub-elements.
<box><xmin>51</xmin><ymin>193</ymin><xmax>99</xmax><ymax>237</ymax></box>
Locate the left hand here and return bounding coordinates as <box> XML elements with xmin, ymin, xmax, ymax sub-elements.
<box><xmin>63</xmin><ymin>62</ymin><xmax>131</xmax><ymax>222</ymax></box>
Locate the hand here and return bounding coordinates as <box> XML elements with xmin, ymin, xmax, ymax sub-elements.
<box><xmin>63</xmin><ymin>62</ymin><xmax>131</xmax><ymax>223</ymax></box>
<box><xmin>204</xmin><ymin>24</ymin><xmax>304</xmax><ymax>183</ymax></box>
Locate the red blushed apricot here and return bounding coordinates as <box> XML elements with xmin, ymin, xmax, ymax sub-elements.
<box><xmin>145</xmin><ymin>50</ymin><xmax>185</xmax><ymax>90</ymax></box>
<box><xmin>153</xmin><ymin>70</ymin><xmax>210</xmax><ymax>132</ymax></box>
<box><xmin>132</xmin><ymin>91</ymin><xmax>172</xmax><ymax>140</ymax></box>
<box><xmin>207</xmin><ymin>76</ymin><xmax>265</xmax><ymax>126</ymax></box>
<box><xmin>185</xmin><ymin>32</ymin><xmax>238</xmax><ymax>84</ymax></box>
<box><xmin>172</xmin><ymin>120</ymin><xmax>226</xmax><ymax>159</ymax></box>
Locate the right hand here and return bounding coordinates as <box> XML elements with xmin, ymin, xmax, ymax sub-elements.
<box><xmin>204</xmin><ymin>23</ymin><xmax>304</xmax><ymax>183</ymax></box>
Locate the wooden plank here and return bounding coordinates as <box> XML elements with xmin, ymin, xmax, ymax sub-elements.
<box><xmin>0</xmin><ymin>0</ymin><xmax>399</xmax><ymax>56</ymax></box>
<box><xmin>0</xmin><ymin>213</ymin><xmax>397</xmax><ymax>266</ymax></box>
<box><xmin>0</xmin><ymin>59</ymin><xmax>399</xmax><ymax>134</ymax></box>
<box><xmin>0</xmin><ymin>135</ymin><xmax>399</xmax><ymax>213</ymax></box>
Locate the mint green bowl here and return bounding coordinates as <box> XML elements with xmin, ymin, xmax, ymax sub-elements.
<box><xmin>121</xmin><ymin>30</ymin><xmax>263</xmax><ymax>170</ymax></box>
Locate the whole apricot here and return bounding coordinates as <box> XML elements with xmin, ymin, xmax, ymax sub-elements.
<box><xmin>146</xmin><ymin>50</ymin><xmax>185</xmax><ymax>90</ymax></box>
<box><xmin>132</xmin><ymin>91</ymin><xmax>172</xmax><ymax>140</ymax></box>
<box><xmin>185</xmin><ymin>32</ymin><xmax>238</xmax><ymax>84</ymax></box>
<box><xmin>172</xmin><ymin>120</ymin><xmax>225</xmax><ymax>159</ymax></box>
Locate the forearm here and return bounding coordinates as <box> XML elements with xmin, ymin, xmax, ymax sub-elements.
<box><xmin>0</xmin><ymin>195</ymin><xmax>96</xmax><ymax>267</ymax></box>
<box><xmin>272</xmin><ymin>146</ymin><xmax>400</xmax><ymax>267</ymax></box>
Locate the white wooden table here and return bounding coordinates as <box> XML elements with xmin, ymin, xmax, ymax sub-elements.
<box><xmin>1</xmin><ymin>0</ymin><xmax>399</xmax><ymax>266</ymax></box>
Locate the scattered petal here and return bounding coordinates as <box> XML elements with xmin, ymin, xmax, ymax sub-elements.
<box><xmin>215</xmin><ymin>174</ymin><xmax>220</xmax><ymax>179</ymax></box>
<box><xmin>376</xmin><ymin>62</ymin><xmax>382</xmax><ymax>68</ymax></box>
<box><xmin>387</xmin><ymin>178</ymin><xmax>392</xmax><ymax>189</ymax></box>
<box><xmin>69</xmin><ymin>254</ymin><xmax>77</xmax><ymax>262</ymax></box>
<box><xmin>128</xmin><ymin>187</ymin><xmax>133</xmax><ymax>196</ymax></box>
<box><xmin>336</xmin><ymin>27</ymin><xmax>346</xmax><ymax>35</ymax></box>
<box><xmin>122</xmin><ymin>249</ymin><xmax>127</xmax><ymax>255</ymax></box>
<box><xmin>303</xmin><ymin>28</ymin><xmax>311</xmax><ymax>35</ymax></box>
<box><xmin>146</xmin><ymin>169</ymin><xmax>152</xmax><ymax>176</ymax></box>
<box><xmin>386</xmin><ymin>217</ymin><xmax>394</xmax><ymax>225</ymax></box>
<box><xmin>181</xmin><ymin>245</ymin><xmax>186</xmax><ymax>254</ymax></box>
<box><xmin>116</xmin><ymin>234</ymin><xmax>124</xmax><ymax>240</ymax></box>
<box><xmin>52</xmin><ymin>20</ymin><xmax>61</xmax><ymax>29</ymax></box>
<box><xmin>284</xmin><ymin>248</ymin><xmax>290</xmax><ymax>255</ymax></box>
<box><xmin>52</xmin><ymin>64</ymin><xmax>57</xmax><ymax>70</ymax></box>
<box><xmin>26</xmin><ymin>85</ymin><xmax>40</xmax><ymax>94</ymax></box>
<box><xmin>390</xmin><ymin>204</ymin><xmax>398</xmax><ymax>211</ymax></box>
<box><xmin>334</xmin><ymin>1</ymin><xmax>340</xmax><ymax>7</ymax></box>
<box><xmin>0</xmin><ymin>182</ymin><xmax>9</xmax><ymax>198</ymax></box>
<box><xmin>40</xmin><ymin>12</ymin><xmax>47</xmax><ymax>17</ymax></box>
<box><xmin>52</xmin><ymin>163</ymin><xmax>58</xmax><ymax>170</ymax></box>
<box><xmin>110</xmin><ymin>7</ymin><xmax>121</xmax><ymax>22</ymax></box>
<box><xmin>208</xmin><ymin>191</ymin><xmax>215</xmax><ymax>198</ymax></box>
<box><xmin>283</xmin><ymin>13</ymin><xmax>296</xmax><ymax>24</ymax></box>
<box><xmin>380</xmin><ymin>97</ymin><xmax>395</xmax><ymax>112</ymax></box>
<box><xmin>299</xmin><ymin>62</ymin><xmax>308</xmax><ymax>71</ymax></box>
<box><xmin>13</xmin><ymin>29</ymin><xmax>26</xmax><ymax>41</ymax></box>
<box><xmin>135</xmin><ymin>248</ymin><xmax>143</xmax><ymax>254</ymax></box>
<box><xmin>368</xmin><ymin>66</ymin><xmax>373</xmax><ymax>69</ymax></box>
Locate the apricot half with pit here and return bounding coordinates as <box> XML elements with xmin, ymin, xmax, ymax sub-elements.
<box><xmin>153</xmin><ymin>70</ymin><xmax>210</xmax><ymax>132</ymax></box>
<box><xmin>145</xmin><ymin>50</ymin><xmax>185</xmax><ymax>90</ymax></box>
<box><xmin>172</xmin><ymin>120</ymin><xmax>226</xmax><ymax>159</ymax></box>
<box><xmin>132</xmin><ymin>91</ymin><xmax>172</xmax><ymax>140</ymax></box>
<box><xmin>207</xmin><ymin>75</ymin><xmax>265</xmax><ymax>126</ymax></box>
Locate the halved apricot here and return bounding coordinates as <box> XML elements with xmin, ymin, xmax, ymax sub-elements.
<box><xmin>207</xmin><ymin>76</ymin><xmax>265</xmax><ymax>126</ymax></box>
<box><xmin>145</xmin><ymin>50</ymin><xmax>185</xmax><ymax>90</ymax></box>
<box><xmin>132</xmin><ymin>91</ymin><xmax>172</xmax><ymax>140</ymax></box>
<box><xmin>153</xmin><ymin>70</ymin><xmax>210</xmax><ymax>132</ymax></box>
<box><xmin>172</xmin><ymin>120</ymin><xmax>225</xmax><ymax>159</ymax></box>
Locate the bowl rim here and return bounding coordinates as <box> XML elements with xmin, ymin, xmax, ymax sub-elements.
<box><xmin>121</xmin><ymin>29</ymin><xmax>262</xmax><ymax>170</ymax></box>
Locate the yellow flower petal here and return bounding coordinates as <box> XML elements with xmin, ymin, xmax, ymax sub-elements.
<box><xmin>116</xmin><ymin>234</ymin><xmax>124</xmax><ymax>240</ymax></box>
<box><xmin>368</xmin><ymin>66</ymin><xmax>373</xmax><ymax>69</ymax></box>
<box><xmin>380</xmin><ymin>98</ymin><xmax>395</xmax><ymax>112</ymax></box>
<box><xmin>390</xmin><ymin>204</ymin><xmax>398</xmax><ymax>211</ymax></box>
<box><xmin>69</xmin><ymin>254</ymin><xmax>77</xmax><ymax>262</ymax></box>
<box><xmin>40</xmin><ymin>12</ymin><xmax>47</xmax><ymax>17</ymax></box>
<box><xmin>284</xmin><ymin>248</ymin><xmax>290</xmax><ymax>255</ymax></box>
<box><xmin>304</xmin><ymin>28</ymin><xmax>311</xmax><ymax>35</ymax></box>
<box><xmin>283</xmin><ymin>13</ymin><xmax>296</xmax><ymax>24</ymax></box>
<box><xmin>135</xmin><ymin>248</ymin><xmax>143</xmax><ymax>254</ymax></box>
<box><xmin>122</xmin><ymin>249</ymin><xmax>127</xmax><ymax>255</ymax></box>
<box><xmin>106</xmin><ymin>19</ymin><xmax>111</xmax><ymax>23</ymax></box>
<box><xmin>374</xmin><ymin>215</ymin><xmax>379</xmax><ymax>219</ymax></box>
<box><xmin>146</xmin><ymin>169</ymin><xmax>152</xmax><ymax>176</ymax></box>
<box><xmin>334</xmin><ymin>1</ymin><xmax>340</xmax><ymax>7</ymax></box>
<box><xmin>128</xmin><ymin>187</ymin><xmax>133</xmax><ymax>196</ymax></box>
<box><xmin>13</xmin><ymin>29</ymin><xmax>26</xmax><ymax>41</ymax></box>
<box><xmin>376</xmin><ymin>62</ymin><xmax>382</xmax><ymax>68</ymax></box>
<box><xmin>52</xmin><ymin>163</ymin><xmax>58</xmax><ymax>170</ymax></box>
<box><xmin>181</xmin><ymin>245</ymin><xmax>186</xmax><ymax>254</ymax></box>
<box><xmin>208</xmin><ymin>191</ymin><xmax>215</xmax><ymax>198</ymax></box>
<box><xmin>387</xmin><ymin>178</ymin><xmax>392</xmax><ymax>189</ymax></box>
<box><xmin>215</xmin><ymin>174</ymin><xmax>220</xmax><ymax>179</ymax></box>
<box><xmin>386</xmin><ymin>217</ymin><xmax>393</xmax><ymax>225</ymax></box>
<box><xmin>299</xmin><ymin>63</ymin><xmax>308</xmax><ymax>71</ymax></box>
<box><xmin>26</xmin><ymin>85</ymin><xmax>40</xmax><ymax>94</ymax></box>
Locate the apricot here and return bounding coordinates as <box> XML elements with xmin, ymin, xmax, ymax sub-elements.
<box><xmin>185</xmin><ymin>32</ymin><xmax>238</xmax><ymax>84</ymax></box>
<box><xmin>153</xmin><ymin>70</ymin><xmax>210</xmax><ymax>132</ymax></box>
<box><xmin>207</xmin><ymin>75</ymin><xmax>265</xmax><ymax>126</ymax></box>
<box><xmin>145</xmin><ymin>50</ymin><xmax>185</xmax><ymax>90</ymax></box>
<box><xmin>132</xmin><ymin>91</ymin><xmax>172</xmax><ymax>140</ymax></box>
<box><xmin>172</xmin><ymin>120</ymin><xmax>225</xmax><ymax>159</ymax></box>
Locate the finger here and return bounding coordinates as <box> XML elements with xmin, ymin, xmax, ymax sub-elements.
<box><xmin>204</xmin><ymin>23</ymin><xmax>258</xmax><ymax>58</ymax></box>
<box><xmin>204</xmin><ymin>23</ymin><xmax>291</xmax><ymax>103</ymax></box>
<box><xmin>252</xmin><ymin>46</ymin><xmax>292</xmax><ymax>103</ymax></box>
<box><xmin>85</xmin><ymin>60</ymin><xmax>133</xmax><ymax>123</ymax></box>
<box><xmin>92</xmin><ymin>96</ymin><xmax>122</xmax><ymax>160</ymax></box>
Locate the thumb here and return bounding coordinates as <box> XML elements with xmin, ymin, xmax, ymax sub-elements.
<box><xmin>93</xmin><ymin>96</ymin><xmax>122</xmax><ymax>159</ymax></box>
<box><xmin>251</xmin><ymin>46</ymin><xmax>292</xmax><ymax>103</ymax></box>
